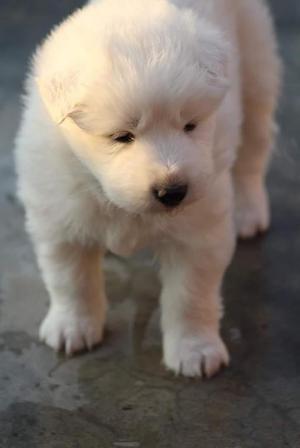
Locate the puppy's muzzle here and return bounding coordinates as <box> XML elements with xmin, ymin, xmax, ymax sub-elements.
<box><xmin>152</xmin><ymin>183</ymin><xmax>188</xmax><ymax>208</ymax></box>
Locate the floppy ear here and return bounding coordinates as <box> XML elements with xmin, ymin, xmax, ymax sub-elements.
<box><xmin>36</xmin><ymin>73</ymin><xmax>82</xmax><ymax>124</ymax></box>
<box><xmin>196</xmin><ymin>26</ymin><xmax>230</xmax><ymax>114</ymax></box>
<box><xmin>198</xmin><ymin>72</ymin><xmax>229</xmax><ymax>118</ymax></box>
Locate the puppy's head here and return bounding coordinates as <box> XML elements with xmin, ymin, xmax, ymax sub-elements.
<box><xmin>36</xmin><ymin>0</ymin><xmax>230</xmax><ymax>214</ymax></box>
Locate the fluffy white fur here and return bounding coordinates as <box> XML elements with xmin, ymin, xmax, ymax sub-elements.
<box><xmin>15</xmin><ymin>0</ymin><xmax>281</xmax><ymax>377</ymax></box>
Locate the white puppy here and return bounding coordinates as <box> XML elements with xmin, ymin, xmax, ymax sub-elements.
<box><xmin>15</xmin><ymin>0</ymin><xmax>281</xmax><ymax>377</ymax></box>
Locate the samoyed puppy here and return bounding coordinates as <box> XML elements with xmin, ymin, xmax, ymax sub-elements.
<box><xmin>15</xmin><ymin>0</ymin><xmax>281</xmax><ymax>377</ymax></box>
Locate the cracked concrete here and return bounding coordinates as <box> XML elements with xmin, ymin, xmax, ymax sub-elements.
<box><xmin>0</xmin><ymin>1</ymin><xmax>300</xmax><ymax>447</ymax></box>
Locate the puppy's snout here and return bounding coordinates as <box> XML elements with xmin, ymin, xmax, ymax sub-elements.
<box><xmin>152</xmin><ymin>183</ymin><xmax>188</xmax><ymax>208</ymax></box>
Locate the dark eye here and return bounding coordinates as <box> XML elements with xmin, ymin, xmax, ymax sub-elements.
<box><xmin>184</xmin><ymin>122</ymin><xmax>197</xmax><ymax>133</ymax></box>
<box><xmin>113</xmin><ymin>132</ymin><xmax>135</xmax><ymax>144</ymax></box>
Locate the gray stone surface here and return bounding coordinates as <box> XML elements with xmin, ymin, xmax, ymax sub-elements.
<box><xmin>0</xmin><ymin>1</ymin><xmax>300</xmax><ymax>447</ymax></box>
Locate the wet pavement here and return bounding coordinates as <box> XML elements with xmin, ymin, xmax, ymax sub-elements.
<box><xmin>0</xmin><ymin>1</ymin><xmax>300</xmax><ymax>447</ymax></box>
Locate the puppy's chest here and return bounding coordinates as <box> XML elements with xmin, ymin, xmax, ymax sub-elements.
<box><xmin>102</xmin><ymin>217</ymin><xmax>156</xmax><ymax>257</ymax></box>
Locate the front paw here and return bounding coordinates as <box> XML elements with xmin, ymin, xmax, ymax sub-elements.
<box><xmin>39</xmin><ymin>303</ymin><xmax>105</xmax><ymax>355</ymax></box>
<box><xmin>163</xmin><ymin>331</ymin><xmax>229</xmax><ymax>378</ymax></box>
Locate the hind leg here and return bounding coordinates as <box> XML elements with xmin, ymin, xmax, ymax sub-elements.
<box><xmin>234</xmin><ymin>103</ymin><xmax>278</xmax><ymax>238</ymax></box>
<box><xmin>233</xmin><ymin>0</ymin><xmax>281</xmax><ymax>238</ymax></box>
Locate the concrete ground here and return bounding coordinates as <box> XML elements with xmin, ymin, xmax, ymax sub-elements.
<box><xmin>0</xmin><ymin>1</ymin><xmax>299</xmax><ymax>447</ymax></box>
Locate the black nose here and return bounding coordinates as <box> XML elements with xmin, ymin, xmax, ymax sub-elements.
<box><xmin>152</xmin><ymin>183</ymin><xmax>188</xmax><ymax>207</ymax></box>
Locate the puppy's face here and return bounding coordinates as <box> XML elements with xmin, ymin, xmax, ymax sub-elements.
<box><xmin>38</xmin><ymin>2</ymin><xmax>229</xmax><ymax>214</ymax></box>
<box><xmin>63</xmin><ymin>111</ymin><xmax>217</xmax><ymax>214</ymax></box>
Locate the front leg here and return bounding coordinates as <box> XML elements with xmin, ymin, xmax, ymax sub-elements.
<box><xmin>159</xmin><ymin>212</ymin><xmax>234</xmax><ymax>378</ymax></box>
<box><xmin>36</xmin><ymin>241</ymin><xmax>107</xmax><ymax>355</ymax></box>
